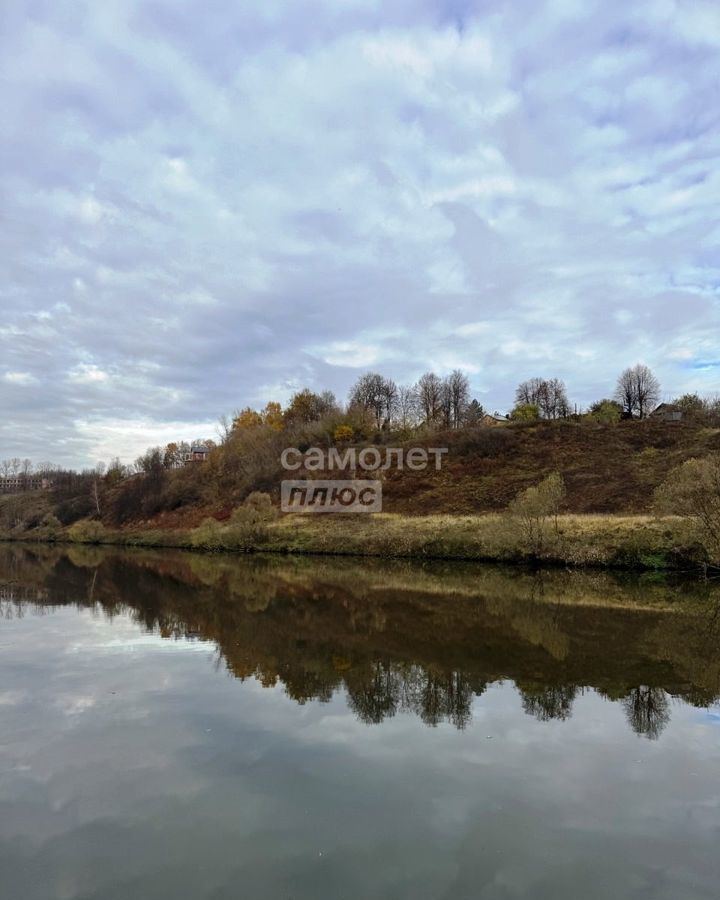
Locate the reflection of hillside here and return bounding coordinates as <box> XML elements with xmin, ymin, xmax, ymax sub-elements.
<box><xmin>1</xmin><ymin>544</ymin><xmax>719</xmax><ymax>739</ymax></box>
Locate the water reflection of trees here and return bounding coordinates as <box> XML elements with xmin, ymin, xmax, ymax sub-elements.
<box><xmin>519</xmin><ymin>684</ymin><xmax>578</xmax><ymax>723</ymax></box>
<box><xmin>1</xmin><ymin>544</ymin><xmax>719</xmax><ymax>739</ymax></box>
<box><xmin>346</xmin><ymin>664</ymin><xmax>482</xmax><ymax>729</ymax></box>
<box><xmin>622</xmin><ymin>686</ymin><xmax>671</xmax><ymax>740</ymax></box>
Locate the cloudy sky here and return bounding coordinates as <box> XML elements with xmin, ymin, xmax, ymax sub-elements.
<box><xmin>2</xmin><ymin>0</ymin><xmax>719</xmax><ymax>467</ymax></box>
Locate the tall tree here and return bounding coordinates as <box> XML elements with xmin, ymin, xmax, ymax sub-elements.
<box><xmin>614</xmin><ymin>364</ymin><xmax>660</xmax><ymax>418</ymax></box>
<box><xmin>439</xmin><ymin>378</ymin><xmax>453</xmax><ymax>428</ymax></box>
<box><xmin>445</xmin><ymin>370</ymin><xmax>470</xmax><ymax>428</ymax></box>
<box><xmin>233</xmin><ymin>407</ymin><xmax>263</xmax><ymax>429</ymax></box>
<box><xmin>262</xmin><ymin>401</ymin><xmax>284</xmax><ymax>431</ymax></box>
<box><xmin>396</xmin><ymin>384</ymin><xmax>418</xmax><ymax>429</ymax></box>
<box><xmin>415</xmin><ymin>372</ymin><xmax>444</xmax><ymax>425</ymax></box>
<box><xmin>516</xmin><ymin>377</ymin><xmax>544</xmax><ymax>408</ymax></box>
<box><xmin>284</xmin><ymin>389</ymin><xmax>336</xmax><ymax>425</ymax></box>
<box><xmin>163</xmin><ymin>442</ymin><xmax>181</xmax><ymax>468</ymax></box>
<box><xmin>464</xmin><ymin>399</ymin><xmax>485</xmax><ymax>426</ymax></box>
<box><xmin>348</xmin><ymin>373</ymin><xmax>398</xmax><ymax>429</ymax></box>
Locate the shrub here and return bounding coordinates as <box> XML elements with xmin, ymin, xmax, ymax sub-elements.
<box><xmin>226</xmin><ymin>492</ymin><xmax>277</xmax><ymax>548</ymax></box>
<box><xmin>334</xmin><ymin>424</ymin><xmax>354</xmax><ymax>443</ymax></box>
<box><xmin>511</xmin><ymin>403</ymin><xmax>540</xmax><ymax>422</ymax></box>
<box><xmin>54</xmin><ymin>495</ymin><xmax>95</xmax><ymax>525</ymax></box>
<box><xmin>190</xmin><ymin>517</ymin><xmax>225</xmax><ymax>550</ymax></box>
<box><xmin>654</xmin><ymin>454</ymin><xmax>720</xmax><ymax>563</ymax></box>
<box><xmin>243</xmin><ymin>491</ymin><xmax>276</xmax><ymax>516</ymax></box>
<box><xmin>161</xmin><ymin>471</ymin><xmax>202</xmax><ymax>510</ymax></box>
<box><xmin>588</xmin><ymin>399</ymin><xmax>622</xmax><ymax>424</ymax></box>
<box><xmin>68</xmin><ymin>519</ymin><xmax>107</xmax><ymax>544</ymax></box>
<box><xmin>37</xmin><ymin>513</ymin><xmax>63</xmax><ymax>541</ymax></box>
<box><xmin>506</xmin><ymin>473</ymin><xmax>566</xmax><ymax>556</ymax></box>
<box><xmin>673</xmin><ymin>393</ymin><xmax>707</xmax><ymax>418</ymax></box>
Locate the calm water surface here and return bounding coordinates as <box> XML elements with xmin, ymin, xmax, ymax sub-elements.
<box><xmin>1</xmin><ymin>544</ymin><xmax>719</xmax><ymax>899</ymax></box>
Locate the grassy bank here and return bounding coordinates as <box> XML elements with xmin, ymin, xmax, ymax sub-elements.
<box><xmin>0</xmin><ymin>512</ymin><xmax>706</xmax><ymax>572</ymax></box>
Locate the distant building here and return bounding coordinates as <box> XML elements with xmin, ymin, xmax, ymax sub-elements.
<box><xmin>187</xmin><ymin>444</ymin><xmax>210</xmax><ymax>463</ymax></box>
<box><xmin>481</xmin><ymin>413</ymin><xmax>509</xmax><ymax>427</ymax></box>
<box><xmin>0</xmin><ymin>476</ymin><xmax>52</xmax><ymax>494</ymax></box>
<box><xmin>650</xmin><ymin>403</ymin><xmax>684</xmax><ymax>423</ymax></box>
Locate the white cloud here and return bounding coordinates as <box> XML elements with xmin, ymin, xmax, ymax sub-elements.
<box><xmin>1</xmin><ymin>0</ymin><xmax>719</xmax><ymax>466</ymax></box>
<box><xmin>68</xmin><ymin>364</ymin><xmax>110</xmax><ymax>384</ymax></box>
<box><xmin>312</xmin><ymin>340</ymin><xmax>383</xmax><ymax>368</ymax></box>
<box><xmin>74</xmin><ymin>417</ymin><xmax>218</xmax><ymax>463</ymax></box>
<box><xmin>3</xmin><ymin>371</ymin><xmax>38</xmax><ymax>386</ymax></box>
<box><xmin>77</xmin><ymin>196</ymin><xmax>104</xmax><ymax>224</ymax></box>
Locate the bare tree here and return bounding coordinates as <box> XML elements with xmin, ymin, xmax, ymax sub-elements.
<box><xmin>545</xmin><ymin>378</ymin><xmax>570</xmax><ymax>419</ymax></box>
<box><xmin>439</xmin><ymin>378</ymin><xmax>453</xmax><ymax>428</ymax></box>
<box><xmin>396</xmin><ymin>384</ymin><xmax>418</xmax><ymax>429</ymax></box>
<box><xmin>91</xmin><ymin>462</ymin><xmax>105</xmax><ymax>516</ymax></box>
<box><xmin>516</xmin><ymin>377</ymin><xmax>545</xmax><ymax>408</ymax></box>
<box><xmin>415</xmin><ymin>372</ymin><xmax>444</xmax><ymax>426</ymax></box>
<box><xmin>615</xmin><ymin>364</ymin><xmax>660</xmax><ymax>419</ymax></box>
<box><xmin>622</xmin><ymin>687</ymin><xmax>669</xmax><ymax>740</ymax></box>
<box><xmin>515</xmin><ymin>378</ymin><xmax>569</xmax><ymax>419</ymax></box>
<box><xmin>217</xmin><ymin>414</ymin><xmax>233</xmax><ymax>443</ymax></box>
<box><xmin>445</xmin><ymin>370</ymin><xmax>470</xmax><ymax>428</ymax></box>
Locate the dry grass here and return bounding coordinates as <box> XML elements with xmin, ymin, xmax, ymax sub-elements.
<box><xmin>259</xmin><ymin>511</ymin><xmax>699</xmax><ymax>569</ymax></box>
<box><xmin>1</xmin><ymin>508</ymin><xmax>705</xmax><ymax>570</ymax></box>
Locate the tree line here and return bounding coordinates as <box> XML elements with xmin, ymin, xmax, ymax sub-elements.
<box><xmin>227</xmin><ymin>362</ymin><xmax>717</xmax><ymax>438</ymax></box>
<box><xmin>4</xmin><ymin>361</ymin><xmax>718</xmax><ymax>530</ymax></box>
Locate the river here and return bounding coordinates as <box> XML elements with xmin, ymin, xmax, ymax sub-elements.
<box><xmin>1</xmin><ymin>544</ymin><xmax>718</xmax><ymax>899</ymax></box>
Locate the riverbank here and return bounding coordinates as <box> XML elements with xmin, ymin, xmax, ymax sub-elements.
<box><xmin>0</xmin><ymin>512</ymin><xmax>707</xmax><ymax>571</ymax></box>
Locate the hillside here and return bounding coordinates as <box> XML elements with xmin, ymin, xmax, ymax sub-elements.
<box><xmin>2</xmin><ymin>419</ymin><xmax>719</xmax><ymax>539</ymax></box>
<box><xmin>359</xmin><ymin>418</ymin><xmax>720</xmax><ymax>516</ymax></box>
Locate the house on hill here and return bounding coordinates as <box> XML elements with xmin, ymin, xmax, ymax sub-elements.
<box><xmin>481</xmin><ymin>413</ymin><xmax>509</xmax><ymax>426</ymax></box>
<box><xmin>187</xmin><ymin>444</ymin><xmax>210</xmax><ymax>463</ymax></box>
<box><xmin>650</xmin><ymin>403</ymin><xmax>684</xmax><ymax>423</ymax></box>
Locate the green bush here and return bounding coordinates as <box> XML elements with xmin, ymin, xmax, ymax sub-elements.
<box><xmin>190</xmin><ymin>517</ymin><xmax>225</xmax><ymax>550</ymax></box>
<box><xmin>68</xmin><ymin>519</ymin><xmax>106</xmax><ymax>544</ymax></box>
<box><xmin>510</xmin><ymin>402</ymin><xmax>540</xmax><ymax>422</ymax></box>
<box><xmin>188</xmin><ymin>494</ymin><xmax>278</xmax><ymax>552</ymax></box>
<box><xmin>226</xmin><ymin>492</ymin><xmax>277</xmax><ymax>548</ymax></box>
<box><xmin>243</xmin><ymin>491</ymin><xmax>276</xmax><ymax>516</ymax></box>
<box><xmin>588</xmin><ymin>399</ymin><xmax>622</xmax><ymax>424</ymax></box>
<box><xmin>507</xmin><ymin>473</ymin><xmax>566</xmax><ymax>557</ymax></box>
<box><xmin>654</xmin><ymin>454</ymin><xmax>720</xmax><ymax>564</ymax></box>
<box><xmin>36</xmin><ymin>513</ymin><xmax>63</xmax><ymax>541</ymax></box>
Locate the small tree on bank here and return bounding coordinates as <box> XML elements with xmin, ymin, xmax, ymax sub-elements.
<box><xmin>507</xmin><ymin>473</ymin><xmax>566</xmax><ymax>556</ymax></box>
<box><xmin>654</xmin><ymin>455</ymin><xmax>720</xmax><ymax>564</ymax></box>
<box><xmin>68</xmin><ymin>519</ymin><xmax>107</xmax><ymax>544</ymax></box>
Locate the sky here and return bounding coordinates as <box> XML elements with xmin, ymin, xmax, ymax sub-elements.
<box><xmin>1</xmin><ymin>0</ymin><xmax>720</xmax><ymax>468</ymax></box>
